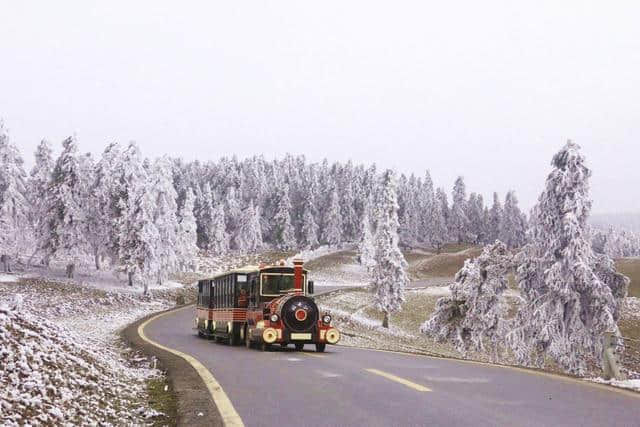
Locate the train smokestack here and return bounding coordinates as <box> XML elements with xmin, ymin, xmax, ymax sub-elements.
<box><xmin>293</xmin><ymin>259</ymin><xmax>304</xmax><ymax>293</ymax></box>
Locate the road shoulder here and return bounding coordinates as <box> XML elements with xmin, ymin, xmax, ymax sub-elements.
<box><xmin>121</xmin><ymin>305</ymin><xmax>224</xmax><ymax>427</ymax></box>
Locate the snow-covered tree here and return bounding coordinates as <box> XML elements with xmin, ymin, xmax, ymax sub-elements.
<box><xmin>499</xmin><ymin>191</ymin><xmax>527</xmax><ymax>248</ymax></box>
<box><xmin>234</xmin><ymin>200</ymin><xmax>263</xmax><ymax>252</ymax></box>
<box><xmin>272</xmin><ymin>183</ymin><xmax>296</xmax><ymax>250</ymax></box>
<box><xmin>449</xmin><ymin>176</ymin><xmax>469</xmax><ymax>243</ymax></box>
<box><xmin>358</xmin><ymin>198</ymin><xmax>376</xmax><ymax>271</ymax></box>
<box><xmin>93</xmin><ymin>142</ymin><xmax>122</xmax><ymax>265</ymax></box>
<box><xmin>300</xmin><ymin>192</ymin><xmax>319</xmax><ymax>249</ymax></box>
<box><xmin>507</xmin><ymin>141</ymin><xmax>628</xmax><ymax>374</ymax></box>
<box><xmin>28</xmin><ymin>140</ymin><xmax>54</xmax><ymax>265</ymax></box>
<box><xmin>176</xmin><ymin>189</ymin><xmax>199</xmax><ymax>271</ymax></box>
<box><xmin>432</xmin><ymin>188</ymin><xmax>450</xmax><ymax>253</ymax></box>
<box><xmin>118</xmin><ymin>177</ymin><xmax>161</xmax><ymax>294</ymax></box>
<box><xmin>149</xmin><ymin>157</ymin><xmax>179</xmax><ymax>284</ymax></box>
<box><xmin>0</xmin><ymin>123</ymin><xmax>30</xmax><ymax>270</ymax></box>
<box><xmin>208</xmin><ymin>202</ymin><xmax>230</xmax><ymax>255</ymax></box>
<box><xmin>421</xmin><ymin>240</ymin><xmax>513</xmax><ymax>359</ymax></box>
<box><xmin>371</xmin><ymin>170</ymin><xmax>408</xmax><ymax>328</ymax></box>
<box><xmin>43</xmin><ymin>136</ymin><xmax>87</xmax><ymax>272</ymax></box>
<box><xmin>321</xmin><ymin>186</ymin><xmax>343</xmax><ymax>246</ymax></box>
<box><xmin>488</xmin><ymin>192</ymin><xmax>502</xmax><ymax>243</ymax></box>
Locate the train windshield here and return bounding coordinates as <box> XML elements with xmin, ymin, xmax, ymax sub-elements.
<box><xmin>261</xmin><ymin>274</ymin><xmax>301</xmax><ymax>296</ymax></box>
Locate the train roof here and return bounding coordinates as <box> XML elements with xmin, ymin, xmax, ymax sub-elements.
<box><xmin>201</xmin><ymin>264</ymin><xmax>309</xmax><ymax>281</ymax></box>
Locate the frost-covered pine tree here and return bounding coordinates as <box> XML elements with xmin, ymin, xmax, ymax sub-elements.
<box><xmin>28</xmin><ymin>140</ymin><xmax>54</xmax><ymax>265</ymax></box>
<box><xmin>449</xmin><ymin>176</ymin><xmax>469</xmax><ymax>243</ymax></box>
<box><xmin>321</xmin><ymin>186</ymin><xmax>343</xmax><ymax>246</ymax></box>
<box><xmin>224</xmin><ymin>187</ymin><xmax>243</xmax><ymax>249</ymax></box>
<box><xmin>432</xmin><ymin>188</ymin><xmax>450</xmax><ymax>253</ymax></box>
<box><xmin>507</xmin><ymin>141</ymin><xmax>628</xmax><ymax>374</ymax></box>
<box><xmin>358</xmin><ymin>198</ymin><xmax>376</xmax><ymax>271</ymax></box>
<box><xmin>0</xmin><ymin>123</ymin><xmax>30</xmax><ymax>271</ymax></box>
<box><xmin>371</xmin><ymin>170</ymin><xmax>408</xmax><ymax>328</ymax></box>
<box><xmin>118</xmin><ymin>178</ymin><xmax>161</xmax><ymax>294</ymax></box>
<box><xmin>43</xmin><ymin>136</ymin><xmax>88</xmax><ymax>273</ymax></box>
<box><xmin>271</xmin><ymin>183</ymin><xmax>296</xmax><ymax>250</ymax></box>
<box><xmin>421</xmin><ymin>240</ymin><xmax>513</xmax><ymax>359</ymax></box>
<box><xmin>234</xmin><ymin>200</ymin><xmax>263</xmax><ymax>252</ymax></box>
<box><xmin>93</xmin><ymin>142</ymin><xmax>122</xmax><ymax>264</ymax></box>
<box><xmin>499</xmin><ymin>191</ymin><xmax>527</xmax><ymax>248</ymax></box>
<box><xmin>488</xmin><ymin>192</ymin><xmax>502</xmax><ymax>243</ymax></box>
<box><xmin>208</xmin><ymin>202</ymin><xmax>230</xmax><ymax>255</ymax></box>
<box><xmin>150</xmin><ymin>157</ymin><xmax>179</xmax><ymax>284</ymax></box>
<box><xmin>300</xmin><ymin>192</ymin><xmax>319</xmax><ymax>249</ymax></box>
<box><xmin>419</xmin><ymin>170</ymin><xmax>435</xmax><ymax>243</ymax></box>
<box><xmin>176</xmin><ymin>189</ymin><xmax>199</xmax><ymax>271</ymax></box>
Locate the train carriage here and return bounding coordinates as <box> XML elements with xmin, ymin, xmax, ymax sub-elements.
<box><xmin>195</xmin><ymin>259</ymin><xmax>340</xmax><ymax>352</ymax></box>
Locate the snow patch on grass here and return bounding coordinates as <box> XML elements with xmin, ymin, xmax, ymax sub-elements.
<box><xmin>0</xmin><ymin>274</ymin><xmax>19</xmax><ymax>283</ymax></box>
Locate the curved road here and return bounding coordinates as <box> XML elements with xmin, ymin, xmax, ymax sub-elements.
<box><xmin>145</xmin><ymin>306</ymin><xmax>640</xmax><ymax>427</ymax></box>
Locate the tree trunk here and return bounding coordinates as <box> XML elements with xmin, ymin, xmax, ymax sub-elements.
<box><xmin>1</xmin><ymin>254</ymin><xmax>10</xmax><ymax>273</ymax></box>
<box><xmin>144</xmin><ymin>279</ymin><xmax>149</xmax><ymax>296</ymax></box>
<box><xmin>66</xmin><ymin>263</ymin><xmax>75</xmax><ymax>278</ymax></box>
<box><xmin>128</xmin><ymin>272</ymin><xmax>134</xmax><ymax>287</ymax></box>
<box><xmin>94</xmin><ymin>248</ymin><xmax>101</xmax><ymax>271</ymax></box>
<box><xmin>382</xmin><ymin>311</ymin><xmax>389</xmax><ymax>328</ymax></box>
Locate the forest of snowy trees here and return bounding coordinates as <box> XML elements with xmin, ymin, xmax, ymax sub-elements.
<box><xmin>0</xmin><ymin>120</ymin><xmax>533</xmax><ymax>285</ymax></box>
<box><xmin>422</xmin><ymin>142</ymin><xmax>632</xmax><ymax>375</ymax></box>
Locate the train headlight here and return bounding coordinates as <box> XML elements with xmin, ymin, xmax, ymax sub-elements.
<box><xmin>322</xmin><ymin>314</ymin><xmax>332</xmax><ymax>325</ymax></box>
<box><xmin>326</xmin><ymin>328</ymin><xmax>340</xmax><ymax>344</ymax></box>
<box><xmin>263</xmin><ymin>328</ymin><xmax>278</xmax><ymax>344</ymax></box>
<box><xmin>270</xmin><ymin>313</ymin><xmax>280</xmax><ymax>323</ymax></box>
<box><xmin>256</xmin><ymin>321</ymin><xmax>265</xmax><ymax>329</ymax></box>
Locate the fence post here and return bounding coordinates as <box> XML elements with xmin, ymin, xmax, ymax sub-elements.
<box><xmin>602</xmin><ymin>331</ymin><xmax>622</xmax><ymax>380</ymax></box>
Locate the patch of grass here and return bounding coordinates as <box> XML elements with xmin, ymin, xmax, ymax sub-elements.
<box><xmin>409</xmin><ymin>247</ymin><xmax>482</xmax><ymax>279</ymax></box>
<box><xmin>616</xmin><ymin>258</ymin><xmax>640</xmax><ymax>298</ymax></box>
<box><xmin>146</xmin><ymin>377</ymin><xmax>177</xmax><ymax>426</ymax></box>
<box><xmin>304</xmin><ymin>251</ymin><xmax>358</xmax><ymax>271</ymax></box>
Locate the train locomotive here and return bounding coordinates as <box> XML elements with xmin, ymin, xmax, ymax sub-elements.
<box><xmin>195</xmin><ymin>259</ymin><xmax>340</xmax><ymax>352</ymax></box>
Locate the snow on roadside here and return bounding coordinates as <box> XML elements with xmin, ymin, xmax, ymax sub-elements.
<box><xmin>589</xmin><ymin>377</ymin><xmax>640</xmax><ymax>392</ymax></box>
<box><xmin>0</xmin><ymin>277</ymin><xmax>174</xmax><ymax>426</ymax></box>
<box><xmin>286</xmin><ymin>245</ymin><xmax>351</xmax><ymax>265</ymax></box>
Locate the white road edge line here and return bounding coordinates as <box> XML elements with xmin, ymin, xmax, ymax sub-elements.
<box><xmin>138</xmin><ymin>306</ymin><xmax>244</xmax><ymax>427</ymax></box>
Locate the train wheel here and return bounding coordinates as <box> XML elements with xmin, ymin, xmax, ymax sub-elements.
<box><xmin>229</xmin><ymin>333</ymin><xmax>237</xmax><ymax>346</ymax></box>
<box><xmin>295</xmin><ymin>343</ymin><xmax>304</xmax><ymax>351</ymax></box>
<box><xmin>315</xmin><ymin>343</ymin><xmax>326</xmax><ymax>353</ymax></box>
<box><xmin>245</xmin><ymin>329</ymin><xmax>252</xmax><ymax>349</ymax></box>
<box><xmin>280</xmin><ymin>343</ymin><xmax>289</xmax><ymax>349</ymax></box>
<box><xmin>260</xmin><ymin>342</ymin><xmax>271</xmax><ymax>352</ymax></box>
<box><xmin>197</xmin><ymin>329</ymin><xmax>204</xmax><ymax>338</ymax></box>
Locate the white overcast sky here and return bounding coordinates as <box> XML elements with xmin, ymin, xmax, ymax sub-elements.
<box><xmin>1</xmin><ymin>1</ymin><xmax>639</xmax><ymax>214</ymax></box>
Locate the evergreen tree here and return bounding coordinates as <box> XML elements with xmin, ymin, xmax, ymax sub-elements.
<box><xmin>272</xmin><ymin>184</ymin><xmax>296</xmax><ymax>250</ymax></box>
<box><xmin>0</xmin><ymin>123</ymin><xmax>30</xmax><ymax>270</ymax></box>
<box><xmin>209</xmin><ymin>202</ymin><xmax>230</xmax><ymax>255</ymax></box>
<box><xmin>500</xmin><ymin>191</ymin><xmax>527</xmax><ymax>248</ymax></box>
<box><xmin>371</xmin><ymin>170</ymin><xmax>408</xmax><ymax>328</ymax></box>
<box><xmin>300</xmin><ymin>192</ymin><xmax>319</xmax><ymax>249</ymax></box>
<box><xmin>43</xmin><ymin>136</ymin><xmax>87</xmax><ymax>272</ymax></box>
<box><xmin>488</xmin><ymin>192</ymin><xmax>502</xmax><ymax>243</ymax></box>
<box><xmin>358</xmin><ymin>198</ymin><xmax>376</xmax><ymax>271</ymax></box>
<box><xmin>450</xmin><ymin>176</ymin><xmax>469</xmax><ymax>243</ymax></box>
<box><xmin>321</xmin><ymin>186</ymin><xmax>343</xmax><ymax>246</ymax></box>
<box><xmin>421</xmin><ymin>241</ymin><xmax>513</xmax><ymax>359</ymax></box>
<box><xmin>93</xmin><ymin>142</ymin><xmax>122</xmax><ymax>265</ymax></box>
<box><xmin>28</xmin><ymin>140</ymin><xmax>54</xmax><ymax>265</ymax></box>
<box><xmin>234</xmin><ymin>200</ymin><xmax>263</xmax><ymax>252</ymax></box>
<box><xmin>507</xmin><ymin>141</ymin><xmax>628</xmax><ymax>374</ymax></box>
<box><xmin>176</xmin><ymin>189</ymin><xmax>199</xmax><ymax>271</ymax></box>
<box><xmin>150</xmin><ymin>157</ymin><xmax>179</xmax><ymax>284</ymax></box>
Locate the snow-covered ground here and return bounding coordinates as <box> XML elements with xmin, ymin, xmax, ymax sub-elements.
<box><xmin>0</xmin><ymin>273</ymin><xmax>179</xmax><ymax>425</ymax></box>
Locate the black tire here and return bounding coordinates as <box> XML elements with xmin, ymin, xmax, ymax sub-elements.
<box><xmin>245</xmin><ymin>328</ymin><xmax>252</xmax><ymax>349</ymax></box>
<box><xmin>315</xmin><ymin>343</ymin><xmax>326</xmax><ymax>353</ymax></box>
<box><xmin>197</xmin><ymin>330</ymin><xmax>204</xmax><ymax>338</ymax></box>
<box><xmin>260</xmin><ymin>342</ymin><xmax>271</xmax><ymax>352</ymax></box>
<box><xmin>229</xmin><ymin>332</ymin><xmax>237</xmax><ymax>346</ymax></box>
<box><xmin>280</xmin><ymin>343</ymin><xmax>289</xmax><ymax>349</ymax></box>
<box><xmin>295</xmin><ymin>343</ymin><xmax>304</xmax><ymax>351</ymax></box>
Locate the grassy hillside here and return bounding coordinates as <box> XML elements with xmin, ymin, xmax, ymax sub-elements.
<box><xmin>616</xmin><ymin>258</ymin><xmax>640</xmax><ymax>298</ymax></box>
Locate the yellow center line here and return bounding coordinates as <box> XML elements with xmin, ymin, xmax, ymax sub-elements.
<box><xmin>302</xmin><ymin>351</ymin><xmax>326</xmax><ymax>358</ymax></box>
<box><xmin>366</xmin><ymin>368</ymin><xmax>432</xmax><ymax>392</ymax></box>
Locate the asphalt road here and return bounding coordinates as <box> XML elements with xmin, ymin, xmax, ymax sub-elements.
<box><xmin>145</xmin><ymin>307</ymin><xmax>640</xmax><ymax>427</ymax></box>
